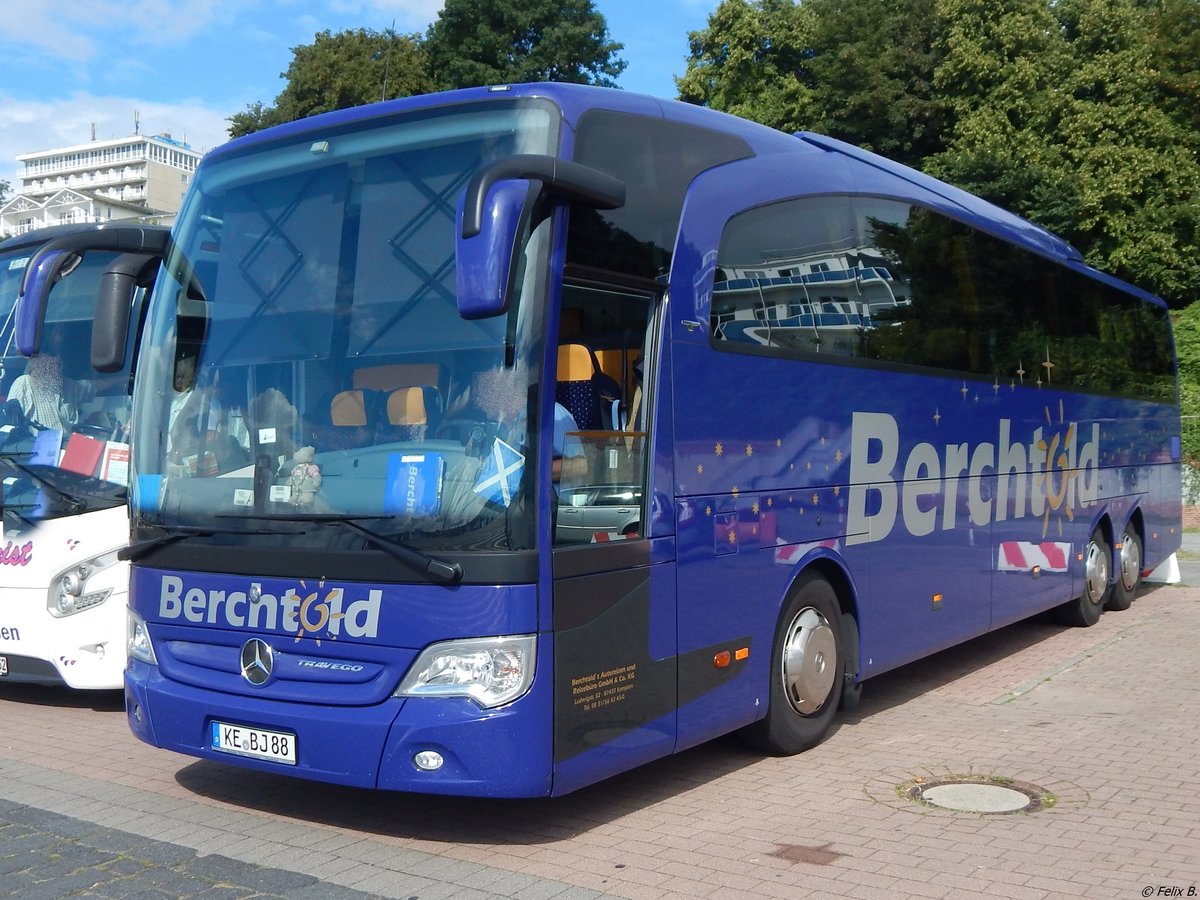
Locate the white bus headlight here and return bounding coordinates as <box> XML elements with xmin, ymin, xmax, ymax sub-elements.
<box><xmin>127</xmin><ymin>608</ymin><xmax>157</xmax><ymax>665</ymax></box>
<box><xmin>47</xmin><ymin>550</ymin><xmax>121</xmax><ymax>617</ymax></box>
<box><xmin>395</xmin><ymin>635</ymin><xmax>536</xmax><ymax>709</ymax></box>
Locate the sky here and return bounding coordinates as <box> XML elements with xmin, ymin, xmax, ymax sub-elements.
<box><xmin>0</xmin><ymin>0</ymin><xmax>717</xmax><ymax>191</ymax></box>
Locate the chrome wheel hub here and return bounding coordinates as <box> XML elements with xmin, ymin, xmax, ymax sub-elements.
<box><xmin>781</xmin><ymin>607</ymin><xmax>837</xmax><ymax>716</ymax></box>
<box><xmin>1084</xmin><ymin>539</ymin><xmax>1109</xmax><ymax>605</ymax></box>
<box><xmin>1119</xmin><ymin>533</ymin><xmax>1141</xmax><ymax>592</ymax></box>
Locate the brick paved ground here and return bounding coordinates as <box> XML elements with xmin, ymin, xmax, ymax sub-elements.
<box><xmin>0</xmin><ymin>580</ymin><xmax>1196</xmax><ymax>899</ymax></box>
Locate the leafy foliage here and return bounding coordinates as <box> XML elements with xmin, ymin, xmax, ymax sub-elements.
<box><xmin>226</xmin><ymin>0</ymin><xmax>624</xmax><ymax>139</ymax></box>
<box><xmin>676</xmin><ymin>0</ymin><xmax>816</xmax><ymax>133</ymax></box>
<box><xmin>425</xmin><ymin>0</ymin><xmax>625</xmax><ymax>90</ymax></box>
<box><xmin>1175</xmin><ymin>303</ymin><xmax>1200</xmax><ymax>460</ymax></box>
<box><xmin>802</xmin><ymin>0</ymin><xmax>946</xmax><ymax>168</ymax></box>
<box><xmin>228</xmin><ymin>29</ymin><xmax>432</xmax><ymax>139</ymax></box>
<box><xmin>679</xmin><ymin>0</ymin><xmax>1200</xmax><ymax>312</ymax></box>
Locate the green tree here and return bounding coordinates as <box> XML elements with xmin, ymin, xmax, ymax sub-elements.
<box><xmin>0</xmin><ymin>179</ymin><xmax>9</xmax><ymax>205</ymax></box>
<box><xmin>922</xmin><ymin>0</ymin><xmax>1071</xmax><ymax>211</ymax></box>
<box><xmin>1150</xmin><ymin>0</ymin><xmax>1200</xmax><ymax>138</ymax></box>
<box><xmin>678</xmin><ymin>0</ymin><xmax>946</xmax><ymax>166</ymax></box>
<box><xmin>676</xmin><ymin>0</ymin><xmax>816</xmax><ymax>133</ymax></box>
<box><xmin>227</xmin><ymin>28</ymin><xmax>432</xmax><ymax>138</ymax></box>
<box><xmin>1173</xmin><ymin>302</ymin><xmax>1200</xmax><ymax>461</ymax></box>
<box><xmin>425</xmin><ymin>0</ymin><xmax>625</xmax><ymax>91</ymax></box>
<box><xmin>1049</xmin><ymin>0</ymin><xmax>1200</xmax><ymax>308</ymax></box>
<box><xmin>926</xmin><ymin>0</ymin><xmax>1200</xmax><ymax>308</ymax></box>
<box><xmin>802</xmin><ymin>0</ymin><xmax>946</xmax><ymax>168</ymax></box>
<box><xmin>227</xmin><ymin>101</ymin><xmax>287</xmax><ymax>139</ymax></box>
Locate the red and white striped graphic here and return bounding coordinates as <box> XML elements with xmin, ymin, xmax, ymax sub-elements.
<box><xmin>997</xmin><ymin>541</ymin><xmax>1071</xmax><ymax>573</ymax></box>
<box><xmin>591</xmin><ymin>531</ymin><xmax>638</xmax><ymax>543</ymax></box>
<box><xmin>774</xmin><ymin>537</ymin><xmax>839</xmax><ymax>566</ymax></box>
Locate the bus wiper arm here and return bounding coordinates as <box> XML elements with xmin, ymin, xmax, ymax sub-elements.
<box><xmin>4</xmin><ymin>460</ymin><xmax>87</xmax><ymax>513</ymax></box>
<box><xmin>335</xmin><ymin>517</ymin><xmax>464</xmax><ymax>584</ymax></box>
<box><xmin>233</xmin><ymin>513</ymin><xmax>464</xmax><ymax>584</ymax></box>
<box><xmin>120</xmin><ymin>525</ymin><xmax>280</xmax><ymax>562</ymax></box>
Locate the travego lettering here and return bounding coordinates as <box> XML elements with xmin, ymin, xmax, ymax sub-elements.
<box><xmin>157</xmin><ymin>576</ymin><xmax>381</xmax><ymax>638</ymax></box>
<box><xmin>846</xmin><ymin>411</ymin><xmax>1099</xmax><ymax>546</ymax></box>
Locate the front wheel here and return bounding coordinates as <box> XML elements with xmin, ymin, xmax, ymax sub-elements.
<box><xmin>741</xmin><ymin>573</ymin><xmax>844</xmax><ymax>755</ymax></box>
<box><xmin>1055</xmin><ymin>526</ymin><xmax>1111</xmax><ymax>627</ymax></box>
<box><xmin>1105</xmin><ymin>525</ymin><xmax>1143</xmax><ymax>611</ymax></box>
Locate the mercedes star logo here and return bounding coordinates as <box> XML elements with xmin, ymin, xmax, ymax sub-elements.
<box><xmin>240</xmin><ymin>638</ymin><xmax>274</xmax><ymax>686</ymax></box>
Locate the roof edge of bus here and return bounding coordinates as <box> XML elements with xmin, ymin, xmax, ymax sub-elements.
<box><xmin>207</xmin><ymin>84</ymin><xmax>811</xmax><ymax>167</ymax></box>
<box><xmin>795</xmin><ymin>131</ymin><xmax>1086</xmax><ymax>266</ymax></box>
<box><xmin>0</xmin><ymin>221</ymin><xmax>169</xmax><ymax>252</ymax></box>
<box><xmin>208</xmin><ymin>84</ymin><xmax>597</xmax><ymax>164</ymax></box>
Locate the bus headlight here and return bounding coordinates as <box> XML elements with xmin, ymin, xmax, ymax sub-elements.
<box><xmin>47</xmin><ymin>550</ymin><xmax>121</xmax><ymax>617</ymax></box>
<box><xmin>127</xmin><ymin>608</ymin><xmax>157</xmax><ymax>665</ymax></box>
<box><xmin>395</xmin><ymin>635</ymin><xmax>536</xmax><ymax>709</ymax></box>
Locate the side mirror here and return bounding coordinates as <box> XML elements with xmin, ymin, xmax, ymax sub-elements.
<box><xmin>92</xmin><ymin>252</ymin><xmax>162</xmax><ymax>372</ymax></box>
<box><xmin>16</xmin><ymin>225</ymin><xmax>169</xmax><ymax>357</ymax></box>
<box><xmin>15</xmin><ymin>249</ymin><xmax>78</xmax><ymax>356</ymax></box>
<box><xmin>455</xmin><ymin>179</ymin><xmax>540</xmax><ymax>320</ymax></box>
<box><xmin>455</xmin><ymin>154</ymin><xmax>625</xmax><ymax>319</ymax></box>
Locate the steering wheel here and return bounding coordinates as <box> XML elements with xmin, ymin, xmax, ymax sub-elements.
<box><xmin>436</xmin><ymin>416</ymin><xmax>499</xmax><ymax>455</ymax></box>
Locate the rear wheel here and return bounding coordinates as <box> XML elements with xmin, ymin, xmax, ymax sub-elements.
<box><xmin>1055</xmin><ymin>526</ymin><xmax>1110</xmax><ymax>627</ymax></box>
<box><xmin>741</xmin><ymin>573</ymin><xmax>844</xmax><ymax>754</ymax></box>
<box><xmin>1105</xmin><ymin>525</ymin><xmax>1142</xmax><ymax>611</ymax></box>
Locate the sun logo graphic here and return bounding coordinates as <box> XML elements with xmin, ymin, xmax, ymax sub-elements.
<box><xmin>1034</xmin><ymin>402</ymin><xmax>1085</xmax><ymax>538</ymax></box>
<box><xmin>292</xmin><ymin>579</ymin><xmax>347</xmax><ymax>645</ymax></box>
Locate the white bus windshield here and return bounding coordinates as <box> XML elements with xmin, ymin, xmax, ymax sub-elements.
<box><xmin>0</xmin><ymin>245</ymin><xmax>135</xmax><ymax>524</ymax></box>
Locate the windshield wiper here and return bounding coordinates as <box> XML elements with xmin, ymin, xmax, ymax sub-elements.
<box><xmin>2</xmin><ymin>460</ymin><xmax>88</xmax><ymax>514</ymax></box>
<box><xmin>1</xmin><ymin>505</ymin><xmax>37</xmax><ymax>531</ymax></box>
<box><xmin>120</xmin><ymin>525</ymin><xmax>280</xmax><ymax>562</ymax></box>
<box><xmin>229</xmin><ymin>513</ymin><xmax>464</xmax><ymax>585</ymax></box>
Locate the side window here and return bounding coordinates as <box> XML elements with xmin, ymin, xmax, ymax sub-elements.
<box><xmin>971</xmin><ymin>230</ymin><xmax>1175</xmax><ymax>401</ymax></box>
<box><xmin>711</xmin><ymin>196</ymin><xmax>968</xmax><ymax>363</ymax></box>
<box><xmin>856</xmin><ymin>202</ymin><xmax>980</xmax><ymax>373</ymax></box>
<box><xmin>553</xmin><ymin>282</ymin><xmax>654</xmax><ymax>546</ymax></box>
<box><xmin>712</xmin><ymin>196</ymin><xmax>1173</xmax><ymax>402</ymax></box>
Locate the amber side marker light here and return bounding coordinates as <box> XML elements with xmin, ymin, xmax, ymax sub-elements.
<box><xmin>714</xmin><ymin>648</ymin><xmax>750</xmax><ymax>668</ymax></box>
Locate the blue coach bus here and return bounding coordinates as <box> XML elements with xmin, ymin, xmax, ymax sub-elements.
<box><xmin>23</xmin><ymin>84</ymin><xmax>1180</xmax><ymax>796</ymax></box>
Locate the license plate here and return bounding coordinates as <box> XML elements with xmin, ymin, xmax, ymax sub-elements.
<box><xmin>211</xmin><ymin>721</ymin><xmax>296</xmax><ymax>765</ymax></box>
<box><xmin>0</xmin><ymin>657</ymin><xmax>7</xmax><ymax>677</ymax></box>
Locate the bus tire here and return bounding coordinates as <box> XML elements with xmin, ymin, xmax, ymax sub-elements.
<box><xmin>838</xmin><ymin>610</ymin><xmax>862</xmax><ymax>712</ymax></box>
<box><xmin>1106</xmin><ymin>524</ymin><xmax>1142</xmax><ymax>611</ymax></box>
<box><xmin>742</xmin><ymin>573</ymin><xmax>843</xmax><ymax>755</ymax></box>
<box><xmin>1055</xmin><ymin>526</ymin><xmax>1110</xmax><ymax>627</ymax></box>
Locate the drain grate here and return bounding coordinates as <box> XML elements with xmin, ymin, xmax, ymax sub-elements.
<box><xmin>899</xmin><ymin>775</ymin><xmax>1055</xmax><ymax>814</ymax></box>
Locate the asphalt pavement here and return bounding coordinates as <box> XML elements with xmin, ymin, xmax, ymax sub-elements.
<box><xmin>1</xmin><ymin>551</ymin><xmax>1197</xmax><ymax>899</ymax></box>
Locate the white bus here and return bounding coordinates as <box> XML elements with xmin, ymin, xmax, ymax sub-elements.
<box><xmin>0</xmin><ymin>224</ymin><xmax>163</xmax><ymax>688</ymax></box>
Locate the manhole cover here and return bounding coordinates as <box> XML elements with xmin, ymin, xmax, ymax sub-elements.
<box><xmin>899</xmin><ymin>776</ymin><xmax>1055</xmax><ymax>814</ymax></box>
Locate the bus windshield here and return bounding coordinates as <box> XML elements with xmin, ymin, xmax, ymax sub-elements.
<box><xmin>130</xmin><ymin>99</ymin><xmax>559</xmax><ymax>554</ymax></box>
<box><xmin>0</xmin><ymin>242</ymin><xmax>135</xmax><ymax>524</ymax></box>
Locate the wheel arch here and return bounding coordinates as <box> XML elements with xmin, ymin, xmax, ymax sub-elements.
<box><xmin>1089</xmin><ymin>508</ymin><xmax>1116</xmax><ymax>550</ymax></box>
<box><xmin>784</xmin><ymin>553</ymin><xmax>861</xmax><ymax>684</ymax></box>
<box><xmin>1120</xmin><ymin>505</ymin><xmax>1146</xmax><ymax>547</ymax></box>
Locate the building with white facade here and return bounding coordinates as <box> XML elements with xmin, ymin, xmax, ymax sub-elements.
<box><xmin>0</xmin><ymin>132</ymin><xmax>202</xmax><ymax>238</ymax></box>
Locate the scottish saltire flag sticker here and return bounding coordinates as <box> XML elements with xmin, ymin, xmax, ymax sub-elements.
<box><xmin>473</xmin><ymin>438</ymin><xmax>525</xmax><ymax>507</ymax></box>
